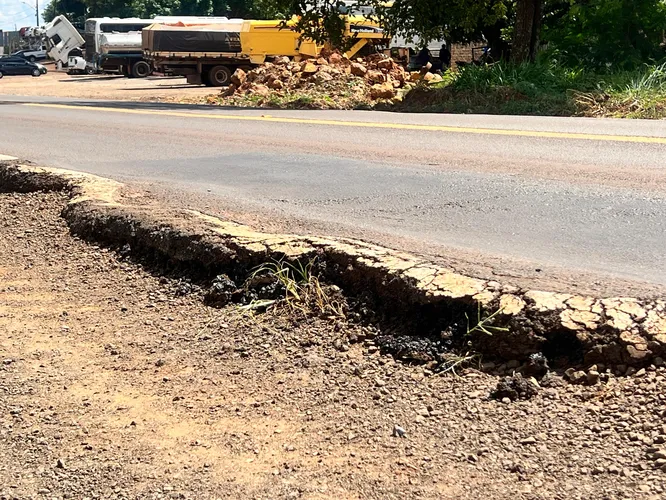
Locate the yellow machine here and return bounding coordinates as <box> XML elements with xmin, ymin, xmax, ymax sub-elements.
<box><xmin>240</xmin><ymin>16</ymin><xmax>387</xmax><ymax>63</ymax></box>
<box><xmin>143</xmin><ymin>16</ymin><xmax>389</xmax><ymax>86</ymax></box>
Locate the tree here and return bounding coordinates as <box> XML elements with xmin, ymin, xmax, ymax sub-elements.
<box><xmin>543</xmin><ymin>0</ymin><xmax>666</xmax><ymax>69</ymax></box>
<box><xmin>42</xmin><ymin>0</ymin><xmax>87</xmax><ymax>25</ymax></box>
<box><xmin>212</xmin><ymin>0</ymin><xmax>280</xmax><ymax>18</ymax></box>
<box><xmin>511</xmin><ymin>0</ymin><xmax>542</xmax><ymax>62</ymax></box>
<box><xmin>370</xmin><ymin>0</ymin><xmax>508</xmax><ymax>46</ymax></box>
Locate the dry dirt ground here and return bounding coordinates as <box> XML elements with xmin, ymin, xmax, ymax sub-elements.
<box><xmin>0</xmin><ymin>70</ymin><xmax>214</xmax><ymax>102</ymax></box>
<box><xmin>1</xmin><ymin>191</ymin><xmax>666</xmax><ymax>500</ymax></box>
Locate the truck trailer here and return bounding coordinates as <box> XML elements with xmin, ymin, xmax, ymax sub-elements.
<box><xmin>143</xmin><ymin>17</ymin><xmax>389</xmax><ymax>86</ymax></box>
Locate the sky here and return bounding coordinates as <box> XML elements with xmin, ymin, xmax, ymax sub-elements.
<box><xmin>0</xmin><ymin>0</ymin><xmax>47</xmax><ymax>32</ymax></box>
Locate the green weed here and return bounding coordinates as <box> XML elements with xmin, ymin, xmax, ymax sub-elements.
<box><xmin>245</xmin><ymin>258</ymin><xmax>345</xmax><ymax>317</ymax></box>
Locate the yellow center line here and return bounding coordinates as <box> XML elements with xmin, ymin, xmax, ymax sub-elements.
<box><xmin>23</xmin><ymin>102</ymin><xmax>666</xmax><ymax>145</ymax></box>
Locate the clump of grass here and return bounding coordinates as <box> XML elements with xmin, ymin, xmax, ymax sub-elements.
<box><xmin>242</xmin><ymin>258</ymin><xmax>345</xmax><ymax>317</ymax></box>
<box><xmin>400</xmin><ymin>60</ymin><xmax>666</xmax><ymax>118</ymax></box>
<box><xmin>574</xmin><ymin>63</ymin><xmax>666</xmax><ymax>118</ymax></box>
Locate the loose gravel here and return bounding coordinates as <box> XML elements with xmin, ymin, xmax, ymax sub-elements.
<box><xmin>1</xmin><ymin>192</ymin><xmax>665</xmax><ymax>499</ymax></box>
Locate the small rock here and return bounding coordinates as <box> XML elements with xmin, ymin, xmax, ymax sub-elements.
<box><xmin>587</xmin><ymin>370</ymin><xmax>600</xmax><ymax>385</ymax></box>
<box><xmin>491</xmin><ymin>374</ymin><xmax>539</xmax><ymax>401</ymax></box>
<box><xmin>56</xmin><ymin>458</ymin><xmax>65</xmax><ymax>469</ymax></box>
<box><xmin>392</xmin><ymin>425</ymin><xmax>406</xmax><ymax>438</ymax></box>
<box><xmin>566</xmin><ymin>370</ymin><xmax>587</xmax><ymax>384</ymax></box>
<box><xmin>520</xmin><ymin>436</ymin><xmax>537</xmax><ymax>445</ymax></box>
<box><xmin>369</xmin><ymin>82</ymin><xmax>396</xmax><ymax>100</ymax></box>
<box><xmin>230</xmin><ymin>68</ymin><xmax>246</xmax><ymax>87</ymax></box>
<box><xmin>416</xmin><ymin>407</ymin><xmax>430</xmax><ymax>417</ymax></box>
<box><xmin>654</xmin><ymin>357</ymin><xmax>664</xmax><ymax>367</ymax></box>
<box><xmin>350</xmin><ymin>62</ymin><xmax>367</xmax><ymax>77</ymax></box>
<box><xmin>300</xmin><ymin>61</ymin><xmax>318</xmax><ymax>74</ymax></box>
<box><xmin>523</xmin><ymin>353</ymin><xmax>549</xmax><ymax>379</ymax></box>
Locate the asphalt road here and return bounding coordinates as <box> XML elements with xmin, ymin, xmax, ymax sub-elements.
<box><xmin>1</xmin><ymin>95</ymin><xmax>665</xmax><ymax>293</ymax></box>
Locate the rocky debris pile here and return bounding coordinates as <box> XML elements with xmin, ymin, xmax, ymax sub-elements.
<box><xmin>217</xmin><ymin>52</ymin><xmax>442</xmax><ymax>109</ymax></box>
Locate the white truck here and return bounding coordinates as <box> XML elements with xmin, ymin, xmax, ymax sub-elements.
<box><xmin>42</xmin><ymin>15</ymin><xmax>86</xmax><ymax>73</ymax></box>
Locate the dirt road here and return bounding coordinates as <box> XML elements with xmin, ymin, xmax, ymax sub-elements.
<box><xmin>1</xmin><ymin>192</ymin><xmax>666</xmax><ymax>499</ymax></box>
<box><xmin>0</xmin><ymin>71</ymin><xmax>214</xmax><ymax>102</ymax></box>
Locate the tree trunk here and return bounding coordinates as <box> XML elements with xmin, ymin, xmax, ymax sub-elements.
<box><xmin>512</xmin><ymin>0</ymin><xmax>542</xmax><ymax>63</ymax></box>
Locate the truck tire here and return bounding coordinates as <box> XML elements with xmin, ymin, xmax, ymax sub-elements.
<box><xmin>131</xmin><ymin>60</ymin><xmax>152</xmax><ymax>78</ymax></box>
<box><xmin>28</xmin><ymin>55</ymin><xmax>36</xmax><ymax>63</ymax></box>
<box><xmin>207</xmin><ymin>65</ymin><xmax>231</xmax><ymax>86</ymax></box>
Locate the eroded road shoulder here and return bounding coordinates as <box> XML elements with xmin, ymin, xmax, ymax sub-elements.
<box><xmin>1</xmin><ymin>194</ymin><xmax>666</xmax><ymax>499</ymax></box>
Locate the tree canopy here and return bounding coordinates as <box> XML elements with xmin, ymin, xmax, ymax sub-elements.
<box><xmin>42</xmin><ymin>0</ymin><xmax>666</xmax><ymax>68</ymax></box>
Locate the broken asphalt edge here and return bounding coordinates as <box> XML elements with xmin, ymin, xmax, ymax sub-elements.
<box><xmin>1</xmin><ymin>160</ymin><xmax>665</xmax><ymax>368</ymax></box>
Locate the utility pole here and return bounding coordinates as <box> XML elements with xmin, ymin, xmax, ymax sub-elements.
<box><xmin>36</xmin><ymin>0</ymin><xmax>40</xmax><ymax>26</ymax></box>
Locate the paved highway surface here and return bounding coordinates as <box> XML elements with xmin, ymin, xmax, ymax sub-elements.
<box><xmin>1</xmin><ymin>95</ymin><xmax>665</xmax><ymax>294</ymax></box>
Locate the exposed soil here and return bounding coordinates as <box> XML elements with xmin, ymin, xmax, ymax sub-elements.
<box><xmin>0</xmin><ymin>70</ymin><xmax>214</xmax><ymax>102</ymax></box>
<box><xmin>1</xmin><ymin>191</ymin><xmax>666</xmax><ymax>499</ymax></box>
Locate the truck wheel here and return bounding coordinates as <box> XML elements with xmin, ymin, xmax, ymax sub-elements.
<box><xmin>29</xmin><ymin>55</ymin><xmax>36</xmax><ymax>63</ymax></box>
<box><xmin>86</xmin><ymin>67</ymin><xmax>96</xmax><ymax>75</ymax></box>
<box><xmin>131</xmin><ymin>61</ymin><xmax>152</xmax><ymax>78</ymax></box>
<box><xmin>208</xmin><ymin>65</ymin><xmax>231</xmax><ymax>86</ymax></box>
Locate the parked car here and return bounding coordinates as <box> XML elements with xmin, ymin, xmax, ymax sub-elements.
<box><xmin>11</xmin><ymin>48</ymin><xmax>48</xmax><ymax>63</ymax></box>
<box><xmin>0</xmin><ymin>57</ymin><xmax>46</xmax><ymax>78</ymax></box>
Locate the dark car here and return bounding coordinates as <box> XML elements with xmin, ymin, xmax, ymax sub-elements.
<box><xmin>0</xmin><ymin>57</ymin><xmax>45</xmax><ymax>78</ymax></box>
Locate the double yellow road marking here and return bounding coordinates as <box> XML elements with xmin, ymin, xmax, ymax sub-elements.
<box><xmin>24</xmin><ymin>102</ymin><xmax>666</xmax><ymax>145</ymax></box>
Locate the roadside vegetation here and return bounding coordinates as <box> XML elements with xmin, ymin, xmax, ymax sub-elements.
<box><xmin>400</xmin><ymin>61</ymin><xmax>666</xmax><ymax>118</ymax></box>
<box><xmin>43</xmin><ymin>0</ymin><xmax>666</xmax><ymax>118</ymax></box>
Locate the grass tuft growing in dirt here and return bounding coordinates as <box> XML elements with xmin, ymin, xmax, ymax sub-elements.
<box><xmin>242</xmin><ymin>258</ymin><xmax>347</xmax><ymax>317</ymax></box>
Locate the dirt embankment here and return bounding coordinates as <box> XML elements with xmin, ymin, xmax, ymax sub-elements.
<box><xmin>2</xmin><ymin>190</ymin><xmax>666</xmax><ymax>499</ymax></box>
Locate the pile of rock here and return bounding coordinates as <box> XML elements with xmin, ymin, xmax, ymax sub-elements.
<box><xmin>220</xmin><ymin>51</ymin><xmax>442</xmax><ymax>108</ymax></box>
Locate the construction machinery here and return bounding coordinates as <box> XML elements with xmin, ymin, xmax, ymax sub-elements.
<box><xmin>143</xmin><ymin>16</ymin><xmax>389</xmax><ymax>86</ymax></box>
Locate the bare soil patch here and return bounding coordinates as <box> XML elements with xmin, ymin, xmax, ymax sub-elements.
<box><xmin>1</xmin><ymin>191</ymin><xmax>666</xmax><ymax>499</ymax></box>
<box><xmin>0</xmin><ymin>71</ymin><xmax>213</xmax><ymax>102</ymax></box>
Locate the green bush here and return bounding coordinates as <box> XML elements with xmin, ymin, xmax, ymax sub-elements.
<box><xmin>543</xmin><ymin>0</ymin><xmax>666</xmax><ymax>70</ymax></box>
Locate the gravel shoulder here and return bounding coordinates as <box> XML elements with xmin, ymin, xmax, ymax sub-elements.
<box><xmin>1</xmin><ymin>191</ymin><xmax>666</xmax><ymax>499</ymax></box>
